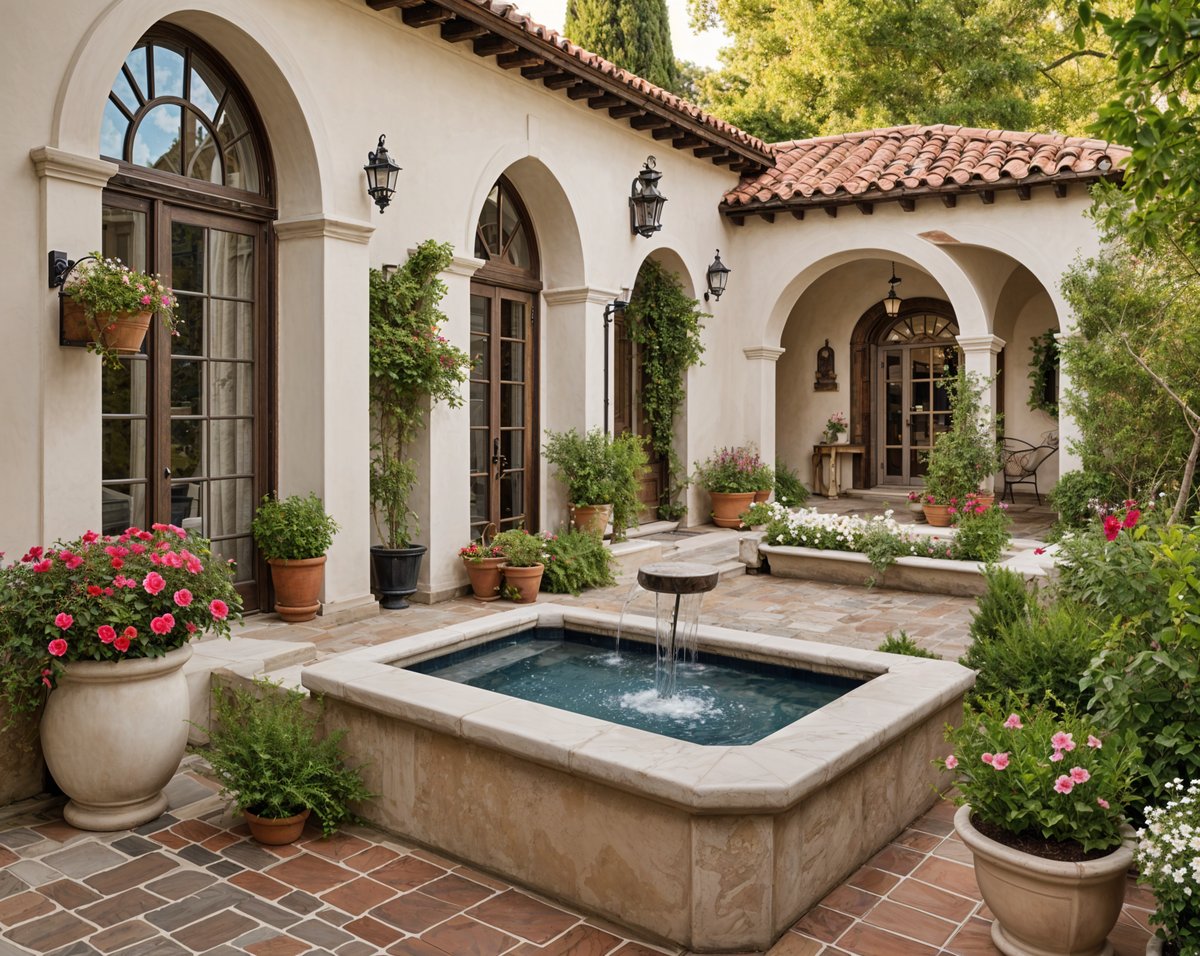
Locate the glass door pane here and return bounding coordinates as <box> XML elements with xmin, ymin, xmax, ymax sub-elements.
<box><xmin>881</xmin><ymin>349</ymin><xmax>904</xmax><ymax>479</ymax></box>
<box><xmin>469</xmin><ymin>294</ymin><xmax>492</xmax><ymax>539</ymax></box>
<box><xmin>498</xmin><ymin>297</ymin><xmax>528</xmax><ymax>532</ymax></box>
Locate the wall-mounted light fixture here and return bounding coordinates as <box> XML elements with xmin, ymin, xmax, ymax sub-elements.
<box><xmin>704</xmin><ymin>250</ymin><xmax>730</xmax><ymax>301</ymax></box>
<box><xmin>883</xmin><ymin>262</ymin><xmax>903</xmax><ymax>317</ymax></box>
<box><xmin>629</xmin><ymin>157</ymin><xmax>666</xmax><ymax>238</ymax></box>
<box><xmin>603</xmin><ymin>291</ymin><xmax>631</xmax><ymax>435</ymax></box>
<box><xmin>364</xmin><ymin>134</ymin><xmax>402</xmax><ymax>213</ymax></box>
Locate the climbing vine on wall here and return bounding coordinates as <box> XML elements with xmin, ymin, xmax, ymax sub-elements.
<box><xmin>1027</xmin><ymin>329</ymin><xmax>1059</xmax><ymax>417</ymax></box>
<box><xmin>623</xmin><ymin>259</ymin><xmax>707</xmax><ymax>512</ymax></box>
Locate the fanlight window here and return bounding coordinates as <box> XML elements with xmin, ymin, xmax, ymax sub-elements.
<box><xmin>474</xmin><ymin>181</ymin><xmax>535</xmax><ymax>272</ymax></box>
<box><xmin>882</xmin><ymin>312</ymin><xmax>959</xmax><ymax>344</ymax></box>
<box><xmin>101</xmin><ymin>38</ymin><xmax>263</xmax><ymax>194</ymax></box>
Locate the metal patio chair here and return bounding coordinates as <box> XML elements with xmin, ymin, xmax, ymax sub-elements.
<box><xmin>1001</xmin><ymin>432</ymin><xmax>1058</xmax><ymax>505</ymax></box>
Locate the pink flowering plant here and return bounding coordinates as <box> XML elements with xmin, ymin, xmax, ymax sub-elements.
<box><xmin>0</xmin><ymin>525</ymin><xmax>242</xmax><ymax>722</ymax></box>
<box><xmin>64</xmin><ymin>253</ymin><xmax>178</xmax><ymax>366</ymax></box>
<box><xmin>457</xmin><ymin>541</ymin><xmax>506</xmax><ymax>563</ymax></box>
<box><xmin>693</xmin><ymin>445</ymin><xmax>766</xmax><ymax>494</ymax></box>
<box><xmin>944</xmin><ymin>696</ymin><xmax>1141</xmax><ymax>852</ymax></box>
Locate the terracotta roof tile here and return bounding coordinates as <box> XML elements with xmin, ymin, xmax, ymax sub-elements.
<box><xmin>722</xmin><ymin>125</ymin><xmax>1130</xmax><ymax>210</ymax></box>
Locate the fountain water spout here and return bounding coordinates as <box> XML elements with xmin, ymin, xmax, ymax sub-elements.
<box><xmin>635</xmin><ymin>562</ymin><xmax>719</xmax><ymax>697</ymax></box>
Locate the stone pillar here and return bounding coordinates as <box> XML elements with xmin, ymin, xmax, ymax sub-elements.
<box><xmin>411</xmin><ymin>255</ymin><xmax>481</xmax><ymax>603</ymax></box>
<box><xmin>1054</xmin><ymin>331</ymin><xmax>1081</xmax><ymax>474</ymax></box>
<box><xmin>955</xmin><ymin>334</ymin><xmax>1005</xmax><ymax>493</ymax></box>
<box><xmin>274</xmin><ymin>215</ymin><xmax>377</xmax><ymax>621</ymax></box>
<box><xmin>742</xmin><ymin>346</ymin><xmax>785</xmax><ymax>469</ymax></box>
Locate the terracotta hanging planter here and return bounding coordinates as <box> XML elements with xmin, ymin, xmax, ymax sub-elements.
<box><xmin>62</xmin><ymin>299</ymin><xmax>152</xmax><ymax>354</ymax></box>
<box><xmin>503</xmin><ymin>563</ymin><xmax>544</xmax><ymax>603</ymax></box>
<box><xmin>463</xmin><ymin>556</ymin><xmax>506</xmax><ymax>601</ymax></box>
<box><xmin>923</xmin><ymin>503</ymin><xmax>953</xmax><ymax>527</ymax></box>
<box><xmin>709</xmin><ymin>491</ymin><xmax>756</xmax><ymax>528</ymax></box>
<box><xmin>244</xmin><ymin>808</ymin><xmax>311</xmax><ymax>845</ymax></box>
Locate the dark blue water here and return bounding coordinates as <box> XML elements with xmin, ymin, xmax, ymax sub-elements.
<box><xmin>404</xmin><ymin>627</ymin><xmax>863</xmax><ymax>746</ymax></box>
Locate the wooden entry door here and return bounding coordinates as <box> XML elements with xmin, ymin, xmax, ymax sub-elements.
<box><xmin>876</xmin><ymin>344</ymin><xmax>954</xmax><ymax>484</ymax></box>
<box><xmin>100</xmin><ymin>198</ymin><xmax>270</xmax><ymax>609</ymax></box>
<box><xmin>469</xmin><ymin>285</ymin><xmax>536</xmax><ymax>539</ymax></box>
<box><xmin>613</xmin><ymin>310</ymin><xmax>666</xmax><ymax>519</ymax></box>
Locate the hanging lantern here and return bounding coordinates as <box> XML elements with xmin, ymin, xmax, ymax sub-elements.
<box><xmin>364</xmin><ymin>134</ymin><xmax>402</xmax><ymax>213</ymax></box>
<box><xmin>883</xmin><ymin>262</ymin><xmax>903</xmax><ymax>317</ymax></box>
<box><xmin>705</xmin><ymin>250</ymin><xmax>731</xmax><ymax>301</ymax></box>
<box><xmin>629</xmin><ymin>156</ymin><xmax>666</xmax><ymax>238</ymax></box>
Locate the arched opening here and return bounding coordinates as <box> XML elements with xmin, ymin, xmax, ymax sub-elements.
<box><xmin>469</xmin><ymin>177</ymin><xmax>542</xmax><ymax>539</ymax></box>
<box><xmin>98</xmin><ymin>24</ymin><xmax>275</xmax><ymax>610</ymax></box>
<box><xmin>850</xmin><ymin>298</ymin><xmax>959</xmax><ymax>488</ymax></box>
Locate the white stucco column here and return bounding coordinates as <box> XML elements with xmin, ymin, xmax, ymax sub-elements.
<box><xmin>742</xmin><ymin>345</ymin><xmax>785</xmax><ymax>473</ymax></box>
<box><xmin>1054</xmin><ymin>330</ymin><xmax>1081</xmax><ymax>474</ymax></box>
<box><xmin>411</xmin><ymin>254</ymin><xmax>481</xmax><ymax>603</ymax></box>
<box><xmin>274</xmin><ymin>214</ymin><xmax>376</xmax><ymax>620</ymax></box>
<box><xmin>956</xmin><ymin>333</ymin><xmax>1005</xmax><ymax>492</ymax></box>
<box><xmin>26</xmin><ymin>148</ymin><xmax>118</xmax><ymax>546</ymax></box>
<box><xmin>540</xmin><ymin>286</ymin><xmax>620</xmax><ymax>526</ymax></box>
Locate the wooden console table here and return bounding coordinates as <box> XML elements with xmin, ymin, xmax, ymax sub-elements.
<box><xmin>811</xmin><ymin>443</ymin><xmax>865</xmax><ymax>499</ymax></box>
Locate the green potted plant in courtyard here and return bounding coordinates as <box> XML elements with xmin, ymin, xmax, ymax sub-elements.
<box><xmin>201</xmin><ymin>678</ymin><xmax>372</xmax><ymax>845</ymax></box>
<box><xmin>491</xmin><ymin>529</ymin><xmax>547</xmax><ymax>603</ymax></box>
<box><xmin>543</xmin><ymin>427</ymin><xmax>648</xmax><ymax>541</ymax></box>
<box><xmin>369</xmin><ymin>241</ymin><xmax>471</xmax><ymax>608</ymax></box>
<box><xmin>693</xmin><ymin>445</ymin><xmax>763</xmax><ymax>527</ymax></box>
<box><xmin>944</xmin><ymin>695</ymin><xmax>1141</xmax><ymax>956</ymax></box>
<box><xmin>922</xmin><ymin>369</ymin><xmax>1002</xmax><ymax>526</ymax></box>
<box><xmin>0</xmin><ymin>525</ymin><xmax>241</xmax><ymax>831</ymax></box>
<box><xmin>457</xmin><ymin>539</ymin><xmax>507</xmax><ymax>601</ymax></box>
<box><xmin>251</xmin><ymin>492</ymin><xmax>339</xmax><ymax>623</ymax></box>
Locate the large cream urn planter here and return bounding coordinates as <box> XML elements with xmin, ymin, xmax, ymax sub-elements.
<box><xmin>41</xmin><ymin>645</ymin><xmax>193</xmax><ymax>831</ymax></box>
<box><xmin>954</xmin><ymin>806</ymin><xmax>1135</xmax><ymax>956</ymax></box>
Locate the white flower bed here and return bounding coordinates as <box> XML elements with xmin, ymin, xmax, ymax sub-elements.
<box><xmin>759</xmin><ymin>504</ymin><xmax>956</xmax><ymax>561</ymax></box>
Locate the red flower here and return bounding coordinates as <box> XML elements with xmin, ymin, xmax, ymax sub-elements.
<box><xmin>54</xmin><ymin>613</ymin><xmax>73</xmax><ymax>630</ymax></box>
<box><xmin>122</xmin><ymin>626</ymin><xmax>138</xmax><ymax>641</ymax></box>
<box><xmin>186</xmin><ymin>622</ymin><xmax>197</xmax><ymax>635</ymax></box>
<box><xmin>209</xmin><ymin>599</ymin><xmax>229</xmax><ymax>621</ymax></box>
<box><xmin>1033</xmin><ymin>547</ymin><xmax>1046</xmax><ymax>556</ymax></box>
<box><xmin>32</xmin><ymin>559</ymin><xmax>52</xmax><ymax>573</ymax></box>
<box><xmin>143</xmin><ymin>571</ymin><xmax>166</xmax><ymax>595</ymax></box>
<box><xmin>48</xmin><ymin>638</ymin><xmax>68</xmax><ymax>657</ymax></box>
<box><xmin>97</xmin><ymin>625</ymin><xmax>117</xmax><ymax>644</ymax></box>
<box><xmin>1123</xmin><ymin>509</ymin><xmax>1140</xmax><ymax>529</ymax></box>
<box><xmin>82</xmin><ymin>531</ymin><xmax>99</xmax><ymax>544</ymax></box>
<box><xmin>87</xmin><ymin>584</ymin><xmax>103</xmax><ymax>596</ymax></box>
<box><xmin>150</xmin><ymin>613</ymin><xmax>175</xmax><ymax>635</ymax></box>
<box><xmin>173</xmin><ymin>589</ymin><xmax>193</xmax><ymax>607</ymax></box>
<box><xmin>1103</xmin><ymin>515</ymin><xmax>1121</xmax><ymax>542</ymax></box>
<box><xmin>113</xmin><ymin>635</ymin><xmax>130</xmax><ymax>653</ymax></box>
<box><xmin>60</xmin><ymin>552</ymin><xmax>83</xmax><ymax>570</ymax></box>
<box><xmin>110</xmin><ymin>557</ymin><xmax>124</xmax><ymax>570</ymax></box>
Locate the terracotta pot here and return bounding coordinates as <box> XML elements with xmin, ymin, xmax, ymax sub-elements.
<box><xmin>754</xmin><ymin>489</ymin><xmax>771</xmax><ymax>504</ymax></box>
<box><xmin>923</xmin><ymin>503</ymin><xmax>953</xmax><ymax>527</ymax></box>
<box><xmin>268</xmin><ymin>555</ymin><xmax>326</xmax><ymax>623</ymax></box>
<box><xmin>62</xmin><ymin>299</ymin><xmax>152</xmax><ymax>354</ymax></box>
<box><xmin>503</xmin><ymin>563</ymin><xmax>544</xmax><ymax>603</ymax></box>
<box><xmin>463</xmin><ymin>556</ymin><xmax>505</xmax><ymax>601</ymax></box>
<box><xmin>571</xmin><ymin>504</ymin><xmax>612</xmax><ymax>536</ymax></box>
<box><xmin>908</xmin><ymin>502</ymin><xmax>928</xmax><ymax>523</ymax></box>
<box><xmin>955</xmin><ymin>805</ymin><xmax>1134</xmax><ymax>956</ymax></box>
<box><xmin>41</xmin><ymin>645</ymin><xmax>192</xmax><ymax>831</ymax></box>
<box><xmin>370</xmin><ymin>545</ymin><xmax>426</xmax><ymax>610</ymax></box>
<box><xmin>974</xmin><ymin>493</ymin><xmax>996</xmax><ymax>509</ymax></box>
<box><xmin>709</xmin><ymin>491</ymin><xmax>757</xmax><ymax>528</ymax></box>
<box><xmin>245</xmin><ymin>808</ymin><xmax>311</xmax><ymax>846</ymax></box>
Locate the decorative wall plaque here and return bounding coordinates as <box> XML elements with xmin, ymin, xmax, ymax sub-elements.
<box><xmin>815</xmin><ymin>339</ymin><xmax>838</xmax><ymax>391</ymax></box>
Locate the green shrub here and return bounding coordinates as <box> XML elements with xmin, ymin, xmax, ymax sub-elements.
<box><xmin>491</xmin><ymin>529</ymin><xmax>547</xmax><ymax>568</ymax></box>
<box><xmin>609</xmin><ymin>431</ymin><xmax>649</xmax><ymax>542</ymax></box>
<box><xmin>774</xmin><ymin>458</ymin><xmax>809</xmax><ymax>507</ymax></box>
<box><xmin>950</xmin><ymin>498</ymin><xmax>1012</xmax><ymax>562</ymax></box>
<box><xmin>967</xmin><ymin>565</ymin><xmax>1038</xmax><ymax>648</ymax></box>
<box><xmin>251</xmin><ymin>493</ymin><xmax>339</xmax><ymax>560</ymax></box>
<box><xmin>541</xmin><ymin>528</ymin><xmax>617</xmax><ymax>595</ymax></box>
<box><xmin>877</xmin><ymin>632</ymin><xmax>940</xmax><ymax>659</ymax></box>
<box><xmin>543</xmin><ymin>428</ymin><xmax>648</xmax><ymax>541</ymax></box>
<box><xmin>200</xmin><ymin>679</ymin><xmax>372</xmax><ymax>837</ymax></box>
<box><xmin>1048</xmin><ymin>470</ymin><xmax>1124</xmax><ymax>534</ymax></box>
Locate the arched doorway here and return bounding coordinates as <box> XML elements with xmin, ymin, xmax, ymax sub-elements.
<box><xmin>851</xmin><ymin>299</ymin><xmax>959</xmax><ymax>487</ymax></box>
<box><xmin>469</xmin><ymin>178</ymin><xmax>541</xmax><ymax>539</ymax></box>
<box><xmin>98</xmin><ymin>25</ymin><xmax>275</xmax><ymax>609</ymax></box>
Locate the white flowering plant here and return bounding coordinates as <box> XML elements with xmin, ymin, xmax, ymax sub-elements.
<box><xmin>1137</xmin><ymin>780</ymin><xmax>1200</xmax><ymax>953</ymax></box>
<box><xmin>945</xmin><ymin>696</ymin><xmax>1141</xmax><ymax>853</ymax></box>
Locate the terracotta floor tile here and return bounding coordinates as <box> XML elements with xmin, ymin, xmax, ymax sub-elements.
<box><xmin>1108</xmin><ymin>917</ymin><xmax>1151</xmax><ymax>956</ymax></box>
<box><xmin>452</xmin><ymin>865</ymin><xmax>512</xmax><ymax>892</ymax></box>
<box><xmin>910</xmin><ymin>858</ymin><xmax>980</xmax><ymax>900</ymax></box>
<box><xmin>766</xmin><ymin>933</ymin><xmax>824</xmax><ymax>956</ymax></box>
<box><xmin>886</xmin><ymin>879</ymin><xmax>977</xmax><ymax>923</ymax></box>
<box><xmin>84</xmin><ymin>852</ymin><xmax>178</xmax><ymax>894</ymax></box>
<box><xmin>30</xmin><ymin>820</ymin><xmax>89</xmax><ymax>844</ymax></box>
<box><xmin>151</xmin><ymin>830</ymin><xmax>190</xmax><ymax>851</ymax></box>
<box><xmin>835</xmin><ymin>922</ymin><xmax>940</xmax><ymax>956</ymax></box>
<box><xmin>344</xmin><ymin>914</ymin><xmax>407</xmax><ymax>948</ymax></box>
<box><xmin>931</xmin><ymin>837</ymin><xmax>974</xmax><ymax>865</ymax></box>
<box><xmin>411</xmin><ymin>848</ymin><xmax>462</xmax><ymax>869</ymax></box>
<box><xmin>890</xmin><ymin>830</ymin><xmax>942</xmax><ymax>854</ymax></box>
<box><xmin>231</xmin><ymin>870</ymin><xmax>293</xmax><ymax>900</ymax></box>
<box><xmin>0</xmin><ymin>890</ymin><xmax>54</xmax><ymax>926</ymax></box>
<box><xmin>320</xmin><ymin>876</ymin><xmax>396</xmax><ymax>915</ymax></box>
<box><xmin>345</xmin><ymin>845</ymin><xmax>401</xmax><ymax>874</ymax></box>
<box><xmin>266</xmin><ymin>852</ymin><xmax>356</xmax><ymax>893</ymax></box>
<box><xmin>610</xmin><ymin>944</ymin><xmax>670</xmax><ymax>955</ymax></box>
<box><xmin>244</xmin><ymin>933</ymin><xmax>312</xmax><ymax>956</ymax></box>
<box><xmin>869</xmin><ymin>844</ymin><xmax>925</xmax><ymax>876</ymax></box>
<box><xmin>305</xmin><ymin>832</ymin><xmax>374</xmax><ymax>863</ymax></box>
<box><xmin>863</xmin><ymin>900</ymin><xmax>955</xmax><ymax>947</ymax></box>
<box><xmin>171</xmin><ymin>908</ymin><xmax>258</xmax><ymax>949</ymax></box>
<box><xmin>171</xmin><ymin>818</ymin><xmax>222</xmax><ymax>842</ymax></box>
<box><xmin>0</xmin><ymin>848</ymin><xmax>15</xmax><ymax>868</ymax></box>
<box><xmin>3</xmin><ymin>910</ymin><xmax>95</xmax><ymax>951</ymax></box>
<box><xmin>818</xmin><ymin>884</ymin><xmax>881</xmax><ymax>919</ymax></box>
<box><xmin>847</xmin><ymin>866</ymin><xmax>901</xmax><ymax>896</ymax></box>
<box><xmin>943</xmin><ymin>917</ymin><xmax>1001</xmax><ymax>956</ymax></box>
<box><xmin>78</xmin><ymin>887</ymin><xmax>167</xmax><ymax>928</ymax></box>
<box><xmin>372</xmin><ymin>855</ymin><xmax>447</xmax><ymax>892</ymax></box>
<box><xmin>39</xmin><ymin>878</ymin><xmax>102</xmax><ymax>909</ymax></box>
<box><xmin>531</xmin><ymin>923</ymin><xmax>622</xmax><ymax>955</ymax></box>
<box><xmin>468</xmin><ymin>890</ymin><xmax>578</xmax><ymax>944</ymax></box>
<box><xmin>419</xmin><ymin>874</ymin><xmax>495</xmax><ymax>908</ymax></box>
<box><xmin>388</xmin><ymin>938</ymin><xmax>453</xmax><ymax>955</ymax></box>
<box><xmin>201</xmin><ymin>831</ymin><xmax>241</xmax><ymax>853</ymax></box>
<box><xmin>420</xmin><ymin>914</ymin><xmax>519</xmax><ymax>956</ymax></box>
<box><xmin>88</xmin><ymin>918</ymin><xmax>159</xmax><ymax>953</ymax></box>
<box><xmin>792</xmin><ymin>906</ymin><xmax>853</xmax><ymax>943</ymax></box>
<box><xmin>372</xmin><ymin>890</ymin><xmax>462</xmax><ymax>934</ymax></box>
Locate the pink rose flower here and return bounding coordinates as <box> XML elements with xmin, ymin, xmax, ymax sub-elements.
<box><xmin>150</xmin><ymin>614</ymin><xmax>175</xmax><ymax>635</ymax></box>
<box><xmin>54</xmin><ymin>613</ymin><xmax>73</xmax><ymax>630</ymax></box>
<box><xmin>1087</xmin><ymin>735</ymin><xmax>1103</xmax><ymax>749</ymax></box>
<box><xmin>185</xmin><ymin>556</ymin><xmax>204</xmax><ymax>574</ymax></box>
<box><xmin>1054</xmin><ymin>775</ymin><xmax>1074</xmax><ymax>794</ymax></box>
<box><xmin>1051</xmin><ymin>731</ymin><xmax>1075</xmax><ymax>752</ymax></box>
<box><xmin>991</xmin><ymin>752</ymin><xmax>1010</xmax><ymax>771</ymax></box>
<box><xmin>186</xmin><ymin>622</ymin><xmax>198</xmax><ymax>635</ymax></box>
<box><xmin>173</xmin><ymin>589</ymin><xmax>193</xmax><ymax>607</ymax></box>
<box><xmin>60</xmin><ymin>552</ymin><xmax>83</xmax><ymax>570</ymax></box>
<box><xmin>209</xmin><ymin>599</ymin><xmax>229</xmax><ymax>621</ymax></box>
<box><xmin>143</xmin><ymin>571</ymin><xmax>166</xmax><ymax>595</ymax></box>
<box><xmin>1069</xmin><ymin>767</ymin><xmax>1091</xmax><ymax>784</ymax></box>
<box><xmin>1097</xmin><ymin>798</ymin><xmax>1110</xmax><ymax>810</ymax></box>
<box><xmin>944</xmin><ymin>755</ymin><xmax>958</xmax><ymax>770</ymax></box>
<box><xmin>97</xmin><ymin>625</ymin><xmax>116</xmax><ymax>644</ymax></box>
<box><xmin>1003</xmin><ymin>714</ymin><xmax>1023</xmax><ymax>730</ymax></box>
<box><xmin>123</xmin><ymin>626</ymin><xmax>138</xmax><ymax>640</ymax></box>
<box><xmin>113</xmin><ymin>635</ymin><xmax>130</xmax><ymax>652</ymax></box>
<box><xmin>48</xmin><ymin>638</ymin><xmax>68</xmax><ymax>657</ymax></box>
<box><xmin>32</xmin><ymin>559</ymin><xmax>52</xmax><ymax>573</ymax></box>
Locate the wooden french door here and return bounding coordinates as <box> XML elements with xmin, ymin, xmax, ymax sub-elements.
<box><xmin>469</xmin><ymin>284</ymin><xmax>537</xmax><ymax>539</ymax></box>
<box><xmin>100</xmin><ymin>197</ymin><xmax>270</xmax><ymax>608</ymax></box>
<box><xmin>876</xmin><ymin>344</ymin><xmax>956</xmax><ymax>484</ymax></box>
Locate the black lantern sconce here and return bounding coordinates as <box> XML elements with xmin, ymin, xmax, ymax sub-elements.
<box><xmin>364</xmin><ymin>134</ymin><xmax>402</xmax><ymax>213</ymax></box>
<box><xmin>629</xmin><ymin>156</ymin><xmax>666</xmax><ymax>238</ymax></box>
<box><xmin>882</xmin><ymin>262</ymin><xmax>903</xmax><ymax>317</ymax></box>
<box><xmin>704</xmin><ymin>250</ymin><xmax>730</xmax><ymax>301</ymax></box>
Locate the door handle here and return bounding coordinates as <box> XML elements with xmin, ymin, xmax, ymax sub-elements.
<box><xmin>491</xmin><ymin>437</ymin><xmax>508</xmax><ymax>481</ymax></box>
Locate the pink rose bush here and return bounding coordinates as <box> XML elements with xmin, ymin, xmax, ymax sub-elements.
<box><xmin>943</xmin><ymin>696</ymin><xmax>1141</xmax><ymax>852</ymax></box>
<box><xmin>0</xmin><ymin>525</ymin><xmax>241</xmax><ymax>720</ymax></box>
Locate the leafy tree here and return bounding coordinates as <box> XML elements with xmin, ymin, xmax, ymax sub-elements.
<box><xmin>1080</xmin><ymin>0</ymin><xmax>1200</xmax><ymax>256</ymax></box>
<box><xmin>688</xmin><ymin>0</ymin><xmax>1119</xmax><ymax>142</ymax></box>
<box><xmin>564</xmin><ymin>0</ymin><xmax>679</xmax><ymax>92</ymax></box>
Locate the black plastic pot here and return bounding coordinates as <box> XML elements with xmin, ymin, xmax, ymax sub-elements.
<box><xmin>370</xmin><ymin>544</ymin><xmax>427</xmax><ymax>610</ymax></box>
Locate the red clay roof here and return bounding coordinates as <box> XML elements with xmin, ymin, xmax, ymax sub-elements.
<box><xmin>458</xmin><ymin>0</ymin><xmax>770</xmax><ymax>156</ymax></box>
<box><xmin>722</xmin><ymin>125</ymin><xmax>1131</xmax><ymax>210</ymax></box>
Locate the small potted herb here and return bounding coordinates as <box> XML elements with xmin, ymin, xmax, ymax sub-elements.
<box><xmin>200</xmin><ymin>679</ymin><xmax>372</xmax><ymax>844</ymax></box>
<box><xmin>457</xmin><ymin>540</ymin><xmax>506</xmax><ymax>601</ymax></box>
<box><xmin>62</xmin><ymin>253</ymin><xmax>177</xmax><ymax>367</ymax></box>
<box><xmin>251</xmin><ymin>493</ymin><xmax>339</xmax><ymax>623</ymax></box>
<box><xmin>491</xmin><ymin>529</ymin><xmax>547</xmax><ymax>603</ymax></box>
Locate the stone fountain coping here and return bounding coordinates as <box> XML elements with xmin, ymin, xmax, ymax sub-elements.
<box><xmin>301</xmin><ymin>603</ymin><xmax>974</xmax><ymax>814</ymax></box>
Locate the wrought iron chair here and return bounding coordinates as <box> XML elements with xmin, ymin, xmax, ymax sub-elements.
<box><xmin>1001</xmin><ymin>433</ymin><xmax>1058</xmax><ymax>505</ymax></box>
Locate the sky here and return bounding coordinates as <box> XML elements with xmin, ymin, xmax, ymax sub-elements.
<box><xmin>510</xmin><ymin>0</ymin><xmax>729</xmax><ymax>70</ymax></box>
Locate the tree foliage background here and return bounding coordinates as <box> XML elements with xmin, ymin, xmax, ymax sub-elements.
<box><xmin>564</xmin><ymin>0</ymin><xmax>679</xmax><ymax>92</ymax></box>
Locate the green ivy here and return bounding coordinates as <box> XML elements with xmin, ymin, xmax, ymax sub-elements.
<box><xmin>624</xmin><ymin>259</ymin><xmax>706</xmax><ymax>514</ymax></box>
<box><xmin>1027</xmin><ymin>328</ymin><xmax>1059</xmax><ymax>417</ymax></box>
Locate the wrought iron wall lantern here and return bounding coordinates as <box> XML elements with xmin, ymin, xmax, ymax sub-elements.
<box><xmin>883</xmin><ymin>262</ymin><xmax>903</xmax><ymax>317</ymax></box>
<box><xmin>704</xmin><ymin>250</ymin><xmax>730</xmax><ymax>301</ymax></box>
<box><xmin>629</xmin><ymin>157</ymin><xmax>666</xmax><ymax>238</ymax></box>
<box><xmin>364</xmin><ymin>134</ymin><xmax>402</xmax><ymax>213</ymax></box>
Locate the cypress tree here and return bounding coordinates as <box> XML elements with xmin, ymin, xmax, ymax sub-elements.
<box><xmin>564</xmin><ymin>0</ymin><xmax>679</xmax><ymax>93</ymax></box>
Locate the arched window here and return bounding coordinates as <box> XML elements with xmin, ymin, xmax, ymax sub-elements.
<box><xmin>880</xmin><ymin>312</ymin><xmax>960</xmax><ymax>344</ymax></box>
<box><xmin>474</xmin><ymin>179</ymin><xmax>537</xmax><ymax>277</ymax></box>
<box><xmin>101</xmin><ymin>34</ymin><xmax>266</xmax><ymax>195</ymax></box>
